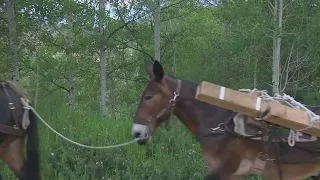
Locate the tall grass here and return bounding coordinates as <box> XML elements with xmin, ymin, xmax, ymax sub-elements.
<box><xmin>1</xmin><ymin>102</ymin><xmax>206</xmax><ymax>179</ymax></box>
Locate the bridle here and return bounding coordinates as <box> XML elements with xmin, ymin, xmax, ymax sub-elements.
<box><xmin>146</xmin><ymin>79</ymin><xmax>181</xmax><ymax>135</ymax></box>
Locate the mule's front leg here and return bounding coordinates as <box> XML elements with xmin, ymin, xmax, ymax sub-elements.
<box><xmin>202</xmin><ymin>151</ymin><xmax>245</xmax><ymax>180</ymax></box>
<box><xmin>203</xmin><ymin>159</ymin><xmax>244</xmax><ymax>180</ymax></box>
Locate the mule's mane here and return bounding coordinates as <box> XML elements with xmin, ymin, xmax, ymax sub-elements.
<box><xmin>167</xmin><ymin>75</ymin><xmax>198</xmax><ymax>93</ymax></box>
<box><xmin>0</xmin><ymin>80</ymin><xmax>27</xmax><ymax>99</ymax></box>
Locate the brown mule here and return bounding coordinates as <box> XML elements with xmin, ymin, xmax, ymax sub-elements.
<box><xmin>0</xmin><ymin>80</ymin><xmax>40</xmax><ymax>180</ymax></box>
<box><xmin>132</xmin><ymin>60</ymin><xmax>320</xmax><ymax>180</ymax></box>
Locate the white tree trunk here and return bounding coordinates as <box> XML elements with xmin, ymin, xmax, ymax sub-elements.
<box><xmin>154</xmin><ymin>0</ymin><xmax>161</xmax><ymax>62</ymax></box>
<box><xmin>223</xmin><ymin>0</ymin><xmax>231</xmax><ymax>40</ymax></box>
<box><xmin>224</xmin><ymin>23</ymin><xmax>231</xmax><ymax>40</ymax></box>
<box><xmin>253</xmin><ymin>56</ymin><xmax>258</xmax><ymax>88</ymax></box>
<box><xmin>66</xmin><ymin>14</ymin><xmax>75</xmax><ymax>105</ymax></box>
<box><xmin>67</xmin><ymin>72</ymin><xmax>75</xmax><ymax>106</ymax></box>
<box><xmin>34</xmin><ymin>61</ymin><xmax>39</xmax><ymax>107</ymax></box>
<box><xmin>277</xmin><ymin>0</ymin><xmax>283</xmax><ymax>91</ymax></box>
<box><xmin>108</xmin><ymin>51</ymin><xmax>115</xmax><ymax>120</ymax></box>
<box><xmin>99</xmin><ymin>0</ymin><xmax>107</xmax><ymax>116</ymax></box>
<box><xmin>99</xmin><ymin>49</ymin><xmax>107</xmax><ymax>116</ymax></box>
<box><xmin>4</xmin><ymin>0</ymin><xmax>19</xmax><ymax>86</ymax></box>
<box><xmin>272</xmin><ymin>0</ymin><xmax>283</xmax><ymax>94</ymax></box>
<box><xmin>171</xmin><ymin>40</ymin><xmax>176</xmax><ymax>76</ymax></box>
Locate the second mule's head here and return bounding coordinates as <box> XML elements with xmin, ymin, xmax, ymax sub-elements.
<box><xmin>132</xmin><ymin>60</ymin><xmax>179</xmax><ymax>145</ymax></box>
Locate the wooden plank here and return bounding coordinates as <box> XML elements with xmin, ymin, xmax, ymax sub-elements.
<box><xmin>195</xmin><ymin>81</ymin><xmax>320</xmax><ymax>137</ymax></box>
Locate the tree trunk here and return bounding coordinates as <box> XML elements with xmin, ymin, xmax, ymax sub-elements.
<box><xmin>154</xmin><ymin>0</ymin><xmax>161</xmax><ymax>62</ymax></box>
<box><xmin>67</xmin><ymin>72</ymin><xmax>75</xmax><ymax>106</ymax></box>
<box><xmin>99</xmin><ymin>49</ymin><xmax>107</xmax><ymax>116</ymax></box>
<box><xmin>34</xmin><ymin>61</ymin><xmax>39</xmax><ymax>107</ymax></box>
<box><xmin>4</xmin><ymin>0</ymin><xmax>19</xmax><ymax>87</ymax></box>
<box><xmin>272</xmin><ymin>0</ymin><xmax>283</xmax><ymax>94</ymax></box>
<box><xmin>276</xmin><ymin>0</ymin><xmax>283</xmax><ymax>93</ymax></box>
<box><xmin>222</xmin><ymin>0</ymin><xmax>231</xmax><ymax>40</ymax></box>
<box><xmin>253</xmin><ymin>56</ymin><xmax>258</xmax><ymax>88</ymax></box>
<box><xmin>224</xmin><ymin>23</ymin><xmax>231</xmax><ymax>40</ymax></box>
<box><xmin>171</xmin><ymin>40</ymin><xmax>176</xmax><ymax>76</ymax></box>
<box><xmin>99</xmin><ymin>0</ymin><xmax>107</xmax><ymax>116</ymax></box>
<box><xmin>108</xmin><ymin>51</ymin><xmax>116</xmax><ymax>120</ymax></box>
<box><xmin>66</xmin><ymin>14</ymin><xmax>75</xmax><ymax>105</ymax></box>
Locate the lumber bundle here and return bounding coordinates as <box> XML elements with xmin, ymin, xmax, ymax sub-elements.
<box><xmin>195</xmin><ymin>81</ymin><xmax>320</xmax><ymax>137</ymax></box>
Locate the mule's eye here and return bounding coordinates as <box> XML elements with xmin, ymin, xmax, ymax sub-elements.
<box><xmin>144</xmin><ymin>95</ymin><xmax>153</xmax><ymax>101</ymax></box>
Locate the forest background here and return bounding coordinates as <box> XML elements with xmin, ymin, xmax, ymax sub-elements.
<box><xmin>1</xmin><ymin>0</ymin><xmax>320</xmax><ymax>179</ymax></box>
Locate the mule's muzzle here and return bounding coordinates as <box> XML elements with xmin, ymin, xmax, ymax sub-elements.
<box><xmin>137</xmin><ymin>138</ymin><xmax>148</xmax><ymax>145</ymax></box>
<box><xmin>133</xmin><ymin>116</ymin><xmax>148</xmax><ymax>125</ymax></box>
<box><xmin>132</xmin><ymin>117</ymin><xmax>150</xmax><ymax>145</ymax></box>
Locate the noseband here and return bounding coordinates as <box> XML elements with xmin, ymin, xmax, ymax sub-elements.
<box><xmin>146</xmin><ymin>79</ymin><xmax>181</xmax><ymax>134</ymax></box>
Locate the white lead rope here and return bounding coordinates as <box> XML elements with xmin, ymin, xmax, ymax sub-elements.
<box><xmin>29</xmin><ymin>106</ymin><xmax>144</xmax><ymax>149</ymax></box>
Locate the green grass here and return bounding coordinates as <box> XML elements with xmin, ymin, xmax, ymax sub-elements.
<box><xmin>0</xmin><ymin>102</ymin><xmax>293</xmax><ymax>180</ymax></box>
<box><xmin>1</xmin><ymin>102</ymin><xmax>207</xmax><ymax>179</ymax></box>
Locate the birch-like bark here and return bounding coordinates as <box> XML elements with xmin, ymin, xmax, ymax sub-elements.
<box><xmin>222</xmin><ymin>0</ymin><xmax>231</xmax><ymax>40</ymax></box>
<box><xmin>172</xmin><ymin>40</ymin><xmax>176</xmax><ymax>76</ymax></box>
<box><xmin>66</xmin><ymin>14</ymin><xmax>75</xmax><ymax>105</ymax></box>
<box><xmin>154</xmin><ymin>0</ymin><xmax>161</xmax><ymax>62</ymax></box>
<box><xmin>34</xmin><ymin>61</ymin><xmax>39</xmax><ymax>107</ymax></box>
<box><xmin>99</xmin><ymin>0</ymin><xmax>107</xmax><ymax>116</ymax></box>
<box><xmin>272</xmin><ymin>0</ymin><xmax>283</xmax><ymax>94</ymax></box>
<box><xmin>108</xmin><ymin>51</ymin><xmax>115</xmax><ymax>120</ymax></box>
<box><xmin>253</xmin><ymin>56</ymin><xmax>258</xmax><ymax>88</ymax></box>
<box><xmin>4</xmin><ymin>0</ymin><xmax>19</xmax><ymax>87</ymax></box>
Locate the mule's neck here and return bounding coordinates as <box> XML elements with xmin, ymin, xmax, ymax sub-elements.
<box><xmin>166</xmin><ymin>76</ymin><xmax>227</xmax><ymax>138</ymax></box>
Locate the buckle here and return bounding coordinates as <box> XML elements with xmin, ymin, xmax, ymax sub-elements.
<box><xmin>8</xmin><ymin>102</ymin><xmax>15</xmax><ymax>110</ymax></box>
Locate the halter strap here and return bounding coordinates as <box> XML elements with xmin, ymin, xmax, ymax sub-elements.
<box><xmin>147</xmin><ymin>79</ymin><xmax>181</xmax><ymax>132</ymax></box>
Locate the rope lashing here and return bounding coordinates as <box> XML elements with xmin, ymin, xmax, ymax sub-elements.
<box><xmin>238</xmin><ymin>88</ymin><xmax>320</xmax><ymax>147</ymax></box>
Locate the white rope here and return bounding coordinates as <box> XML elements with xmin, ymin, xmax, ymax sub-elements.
<box><xmin>29</xmin><ymin>106</ymin><xmax>145</xmax><ymax>149</ymax></box>
<box><xmin>238</xmin><ymin>88</ymin><xmax>320</xmax><ymax>147</ymax></box>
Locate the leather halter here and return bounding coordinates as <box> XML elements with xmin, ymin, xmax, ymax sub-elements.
<box><xmin>146</xmin><ymin>79</ymin><xmax>181</xmax><ymax>134</ymax></box>
<box><xmin>0</xmin><ymin>82</ymin><xmax>25</xmax><ymax>136</ymax></box>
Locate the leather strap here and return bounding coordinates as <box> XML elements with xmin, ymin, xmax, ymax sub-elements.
<box><xmin>0</xmin><ymin>124</ymin><xmax>25</xmax><ymax>136</ymax></box>
<box><xmin>0</xmin><ymin>81</ymin><xmax>26</xmax><ymax>136</ymax></box>
<box><xmin>1</xmin><ymin>82</ymin><xmax>20</xmax><ymax>128</ymax></box>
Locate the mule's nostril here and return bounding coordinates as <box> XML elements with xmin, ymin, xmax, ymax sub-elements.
<box><xmin>134</xmin><ymin>132</ymin><xmax>141</xmax><ymax>138</ymax></box>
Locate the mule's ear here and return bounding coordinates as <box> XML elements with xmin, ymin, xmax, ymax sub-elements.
<box><xmin>144</xmin><ymin>60</ymin><xmax>154</xmax><ymax>80</ymax></box>
<box><xmin>153</xmin><ymin>60</ymin><xmax>164</xmax><ymax>82</ymax></box>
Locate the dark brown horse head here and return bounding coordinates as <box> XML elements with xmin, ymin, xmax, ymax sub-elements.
<box><xmin>132</xmin><ymin>60</ymin><xmax>181</xmax><ymax>145</ymax></box>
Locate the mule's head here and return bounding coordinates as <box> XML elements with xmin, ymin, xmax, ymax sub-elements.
<box><xmin>132</xmin><ymin>60</ymin><xmax>180</xmax><ymax>145</ymax></box>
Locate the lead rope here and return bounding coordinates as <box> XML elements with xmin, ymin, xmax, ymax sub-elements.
<box><xmin>28</xmin><ymin>106</ymin><xmax>143</xmax><ymax>149</ymax></box>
